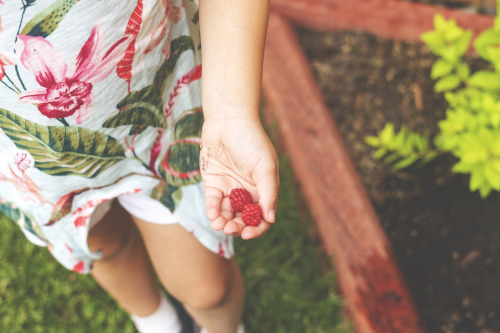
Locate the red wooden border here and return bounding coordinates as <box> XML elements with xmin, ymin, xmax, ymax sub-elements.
<box><xmin>263</xmin><ymin>13</ymin><xmax>427</xmax><ymax>333</ymax></box>
<box><xmin>271</xmin><ymin>0</ymin><xmax>493</xmax><ymax>43</ymax></box>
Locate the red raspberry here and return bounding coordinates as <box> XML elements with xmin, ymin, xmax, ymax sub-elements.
<box><xmin>229</xmin><ymin>188</ymin><xmax>253</xmax><ymax>212</ymax></box>
<box><xmin>242</xmin><ymin>204</ymin><xmax>262</xmax><ymax>226</ymax></box>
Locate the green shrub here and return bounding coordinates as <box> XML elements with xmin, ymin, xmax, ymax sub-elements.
<box><xmin>366</xmin><ymin>1</ymin><xmax>500</xmax><ymax>197</ymax></box>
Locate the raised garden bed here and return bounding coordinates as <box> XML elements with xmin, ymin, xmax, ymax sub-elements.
<box><xmin>296</xmin><ymin>27</ymin><xmax>500</xmax><ymax>333</ymax></box>
<box><xmin>263</xmin><ymin>0</ymin><xmax>497</xmax><ymax>332</ymax></box>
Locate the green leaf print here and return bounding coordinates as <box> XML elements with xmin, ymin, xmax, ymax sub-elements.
<box><xmin>0</xmin><ymin>108</ymin><xmax>126</xmax><ymax>178</ymax></box>
<box><xmin>159</xmin><ymin>110</ymin><xmax>204</xmax><ymax>187</ymax></box>
<box><xmin>160</xmin><ymin>139</ymin><xmax>202</xmax><ymax>187</ymax></box>
<box><xmin>172</xmin><ymin>108</ymin><xmax>203</xmax><ymax>140</ymax></box>
<box><xmin>0</xmin><ymin>202</ymin><xmax>48</xmax><ymax>244</ymax></box>
<box><xmin>0</xmin><ymin>202</ymin><xmax>21</xmax><ymax>222</ymax></box>
<box><xmin>153</xmin><ymin>36</ymin><xmax>195</xmax><ymax>90</ymax></box>
<box><xmin>104</xmin><ymin>36</ymin><xmax>196</xmax><ymax>135</ymax></box>
<box><xmin>103</xmin><ymin>85</ymin><xmax>166</xmax><ymax>133</ymax></box>
<box><xmin>47</xmin><ymin>188</ymin><xmax>89</xmax><ymax>225</ymax></box>
<box><xmin>150</xmin><ymin>181</ymin><xmax>182</xmax><ymax>212</ymax></box>
<box><xmin>128</xmin><ymin>125</ymin><xmax>146</xmax><ymax>136</ymax></box>
<box><xmin>192</xmin><ymin>10</ymin><xmax>199</xmax><ymax>24</ymax></box>
<box><xmin>20</xmin><ymin>0</ymin><xmax>79</xmax><ymax>38</ymax></box>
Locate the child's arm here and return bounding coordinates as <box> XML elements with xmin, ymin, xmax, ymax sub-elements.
<box><xmin>199</xmin><ymin>0</ymin><xmax>279</xmax><ymax>239</ymax></box>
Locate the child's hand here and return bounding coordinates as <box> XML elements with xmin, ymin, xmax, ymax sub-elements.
<box><xmin>200</xmin><ymin>114</ymin><xmax>279</xmax><ymax>240</ymax></box>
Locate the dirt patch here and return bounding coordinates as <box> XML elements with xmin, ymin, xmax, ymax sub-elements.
<box><xmin>296</xmin><ymin>28</ymin><xmax>500</xmax><ymax>333</ymax></box>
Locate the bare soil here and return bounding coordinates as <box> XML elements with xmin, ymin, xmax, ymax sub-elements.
<box><xmin>296</xmin><ymin>28</ymin><xmax>500</xmax><ymax>333</ymax></box>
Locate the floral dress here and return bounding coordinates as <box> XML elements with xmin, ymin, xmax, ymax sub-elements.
<box><xmin>0</xmin><ymin>0</ymin><xmax>233</xmax><ymax>273</ymax></box>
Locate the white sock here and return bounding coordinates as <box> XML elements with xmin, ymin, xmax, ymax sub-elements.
<box><xmin>199</xmin><ymin>323</ymin><xmax>245</xmax><ymax>333</ymax></box>
<box><xmin>130</xmin><ymin>291</ymin><xmax>182</xmax><ymax>333</ymax></box>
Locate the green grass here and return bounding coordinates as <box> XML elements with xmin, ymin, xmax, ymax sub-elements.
<box><xmin>235</xmin><ymin>155</ymin><xmax>348</xmax><ymax>333</ymax></box>
<box><xmin>0</xmin><ymin>156</ymin><xmax>348</xmax><ymax>333</ymax></box>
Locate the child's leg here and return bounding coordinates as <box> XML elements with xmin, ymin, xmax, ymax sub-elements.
<box><xmin>87</xmin><ymin>202</ymin><xmax>161</xmax><ymax>317</ymax></box>
<box><xmin>132</xmin><ymin>215</ymin><xmax>245</xmax><ymax>333</ymax></box>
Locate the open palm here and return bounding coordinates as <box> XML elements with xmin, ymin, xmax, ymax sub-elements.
<box><xmin>200</xmin><ymin>116</ymin><xmax>279</xmax><ymax>239</ymax></box>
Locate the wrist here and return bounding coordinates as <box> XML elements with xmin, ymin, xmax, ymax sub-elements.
<box><xmin>202</xmin><ymin>103</ymin><xmax>261</xmax><ymax>123</ymax></box>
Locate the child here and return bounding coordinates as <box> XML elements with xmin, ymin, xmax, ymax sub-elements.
<box><xmin>0</xmin><ymin>0</ymin><xmax>278</xmax><ymax>332</ymax></box>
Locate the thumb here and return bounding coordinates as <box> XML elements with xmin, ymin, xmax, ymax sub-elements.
<box><xmin>254</xmin><ymin>161</ymin><xmax>279</xmax><ymax>223</ymax></box>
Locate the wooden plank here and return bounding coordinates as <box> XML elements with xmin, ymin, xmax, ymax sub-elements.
<box><xmin>270</xmin><ymin>0</ymin><xmax>493</xmax><ymax>43</ymax></box>
<box><xmin>439</xmin><ymin>0</ymin><xmax>495</xmax><ymax>8</ymax></box>
<box><xmin>262</xmin><ymin>13</ymin><xmax>428</xmax><ymax>333</ymax></box>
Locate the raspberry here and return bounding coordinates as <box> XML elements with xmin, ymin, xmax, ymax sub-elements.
<box><xmin>229</xmin><ymin>188</ymin><xmax>253</xmax><ymax>212</ymax></box>
<box><xmin>242</xmin><ymin>204</ymin><xmax>262</xmax><ymax>226</ymax></box>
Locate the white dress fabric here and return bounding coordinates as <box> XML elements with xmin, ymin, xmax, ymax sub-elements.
<box><xmin>0</xmin><ymin>0</ymin><xmax>233</xmax><ymax>273</ymax></box>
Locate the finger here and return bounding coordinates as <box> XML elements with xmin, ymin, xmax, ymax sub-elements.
<box><xmin>211</xmin><ymin>198</ymin><xmax>234</xmax><ymax>231</ymax></box>
<box><xmin>240</xmin><ymin>221</ymin><xmax>272</xmax><ymax>240</ymax></box>
<box><xmin>204</xmin><ymin>186</ymin><xmax>223</xmax><ymax>221</ymax></box>
<box><xmin>223</xmin><ymin>217</ymin><xmax>246</xmax><ymax>237</ymax></box>
<box><xmin>254</xmin><ymin>160</ymin><xmax>279</xmax><ymax>223</ymax></box>
<box><xmin>210</xmin><ymin>216</ymin><xmax>227</xmax><ymax>231</ymax></box>
<box><xmin>219</xmin><ymin>197</ymin><xmax>234</xmax><ymax>221</ymax></box>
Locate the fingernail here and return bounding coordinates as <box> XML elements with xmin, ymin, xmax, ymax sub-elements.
<box><xmin>268</xmin><ymin>209</ymin><xmax>276</xmax><ymax>222</ymax></box>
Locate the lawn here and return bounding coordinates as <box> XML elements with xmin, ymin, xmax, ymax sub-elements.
<box><xmin>0</xmin><ymin>155</ymin><xmax>348</xmax><ymax>333</ymax></box>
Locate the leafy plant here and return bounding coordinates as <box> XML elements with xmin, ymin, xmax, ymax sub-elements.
<box><xmin>366</xmin><ymin>1</ymin><xmax>500</xmax><ymax>197</ymax></box>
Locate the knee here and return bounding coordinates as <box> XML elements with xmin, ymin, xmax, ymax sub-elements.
<box><xmin>185</xmin><ymin>278</ymin><xmax>231</xmax><ymax>311</ymax></box>
<box><xmin>87</xmin><ymin>202</ymin><xmax>135</xmax><ymax>258</ymax></box>
<box><xmin>179</xmin><ymin>265</ymin><xmax>232</xmax><ymax>311</ymax></box>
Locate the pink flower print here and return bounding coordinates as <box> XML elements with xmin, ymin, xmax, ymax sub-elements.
<box><xmin>74</xmin><ymin>215</ymin><xmax>88</xmax><ymax>228</ymax></box>
<box><xmin>14</xmin><ymin>150</ymin><xmax>34</xmax><ymax>173</ymax></box>
<box><xmin>168</xmin><ymin>0</ymin><xmax>183</xmax><ymax>23</ymax></box>
<box><xmin>47</xmin><ymin>188</ymin><xmax>89</xmax><ymax>226</ymax></box>
<box><xmin>218</xmin><ymin>242</ymin><xmax>225</xmax><ymax>257</ymax></box>
<box><xmin>144</xmin><ymin>0</ymin><xmax>184</xmax><ymax>57</ymax></box>
<box><xmin>65</xmin><ymin>243</ymin><xmax>73</xmax><ymax>253</ymax></box>
<box><xmin>0</xmin><ymin>53</ymin><xmax>14</xmax><ymax>81</ymax></box>
<box><xmin>73</xmin><ymin>198</ymin><xmax>107</xmax><ymax>215</ymax></box>
<box><xmin>73</xmin><ymin>261</ymin><xmax>85</xmax><ymax>273</ymax></box>
<box><xmin>148</xmin><ymin>130</ymin><xmax>163</xmax><ymax>174</ymax></box>
<box><xmin>17</xmin><ymin>25</ymin><xmax>132</xmax><ymax>122</ymax></box>
<box><xmin>37</xmin><ymin>80</ymin><xmax>92</xmax><ymax>118</ymax></box>
<box><xmin>0</xmin><ymin>160</ymin><xmax>46</xmax><ymax>204</ymax></box>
